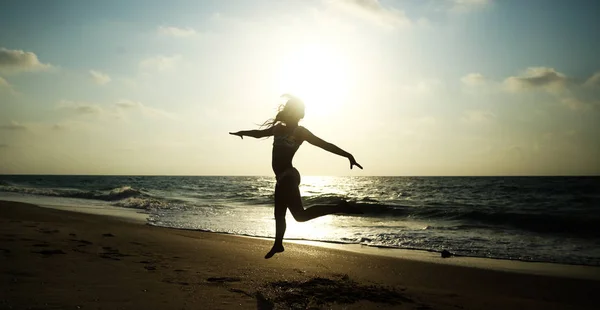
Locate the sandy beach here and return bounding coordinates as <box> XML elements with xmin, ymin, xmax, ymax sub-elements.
<box><xmin>1</xmin><ymin>200</ymin><xmax>598</xmax><ymax>310</ymax></box>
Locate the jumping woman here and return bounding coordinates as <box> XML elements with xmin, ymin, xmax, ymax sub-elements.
<box><xmin>229</xmin><ymin>95</ymin><xmax>363</xmax><ymax>259</ymax></box>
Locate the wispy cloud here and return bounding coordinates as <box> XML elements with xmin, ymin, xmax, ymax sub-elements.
<box><xmin>0</xmin><ymin>76</ymin><xmax>16</xmax><ymax>94</ymax></box>
<box><xmin>139</xmin><ymin>55</ymin><xmax>181</xmax><ymax>72</ymax></box>
<box><xmin>56</xmin><ymin>99</ymin><xmax>175</xmax><ymax>122</ymax></box>
<box><xmin>57</xmin><ymin>100</ymin><xmax>104</xmax><ymax>115</ymax></box>
<box><xmin>0</xmin><ymin>121</ymin><xmax>28</xmax><ymax>131</ymax></box>
<box><xmin>448</xmin><ymin>0</ymin><xmax>492</xmax><ymax>12</ymax></box>
<box><xmin>0</xmin><ymin>47</ymin><xmax>53</xmax><ymax>74</ymax></box>
<box><xmin>51</xmin><ymin>123</ymin><xmax>68</xmax><ymax>131</ymax></box>
<box><xmin>584</xmin><ymin>72</ymin><xmax>600</xmax><ymax>88</ymax></box>
<box><xmin>116</xmin><ymin>99</ymin><xmax>175</xmax><ymax>119</ymax></box>
<box><xmin>158</xmin><ymin>26</ymin><xmax>197</xmax><ymax>37</ymax></box>
<box><xmin>503</xmin><ymin>67</ymin><xmax>570</xmax><ymax>94</ymax></box>
<box><xmin>400</xmin><ymin>78</ymin><xmax>443</xmax><ymax>96</ymax></box>
<box><xmin>0</xmin><ymin>76</ymin><xmax>10</xmax><ymax>88</ymax></box>
<box><xmin>328</xmin><ymin>0</ymin><xmax>411</xmax><ymax>28</ymax></box>
<box><xmin>462</xmin><ymin>110</ymin><xmax>495</xmax><ymax>123</ymax></box>
<box><xmin>461</xmin><ymin>73</ymin><xmax>486</xmax><ymax>86</ymax></box>
<box><xmin>89</xmin><ymin>70</ymin><xmax>111</xmax><ymax>85</ymax></box>
<box><xmin>559</xmin><ymin>97</ymin><xmax>599</xmax><ymax>111</ymax></box>
<box><xmin>468</xmin><ymin>67</ymin><xmax>599</xmax><ymax>111</ymax></box>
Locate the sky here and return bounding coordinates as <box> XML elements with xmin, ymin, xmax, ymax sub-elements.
<box><xmin>1</xmin><ymin>0</ymin><xmax>599</xmax><ymax>176</ymax></box>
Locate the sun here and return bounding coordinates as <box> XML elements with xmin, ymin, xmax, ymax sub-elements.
<box><xmin>277</xmin><ymin>44</ymin><xmax>352</xmax><ymax>116</ymax></box>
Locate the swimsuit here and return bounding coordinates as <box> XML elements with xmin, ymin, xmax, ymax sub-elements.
<box><xmin>272</xmin><ymin>126</ymin><xmax>303</xmax><ymax>185</ymax></box>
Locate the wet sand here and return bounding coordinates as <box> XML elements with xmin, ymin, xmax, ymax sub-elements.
<box><xmin>1</xmin><ymin>200</ymin><xmax>598</xmax><ymax>309</ymax></box>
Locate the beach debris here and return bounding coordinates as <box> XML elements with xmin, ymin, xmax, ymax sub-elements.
<box><xmin>256</xmin><ymin>291</ymin><xmax>275</xmax><ymax>310</ymax></box>
<box><xmin>441</xmin><ymin>250</ymin><xmax>453</xmax><ymax>258</ymax></box>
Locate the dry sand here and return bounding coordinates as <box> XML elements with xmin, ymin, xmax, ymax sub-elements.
<box><xmin>1</xmin><ymin>200</ymin><xmax>598</xmax><ymax>309</ymax></box>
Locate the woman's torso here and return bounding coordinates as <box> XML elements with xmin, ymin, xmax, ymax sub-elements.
<box><xmin>271</xmin><ymin>124</ymin><xmax>303</xmax><ymax>176</ymax></box>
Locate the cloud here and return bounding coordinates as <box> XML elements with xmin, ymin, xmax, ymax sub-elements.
<box><xmin>115</xmin><ymin>100</ymin><xmax>142</xmax><ymax>109</ymax></box>
<box><xmin>0</xmin><ymin>76</ymin><xmax>15</xmax><ymax>94</ymax></box>
<box><xmin>559</xmin><ymin>97</ymin><xmax>599</xmax><ymax>111</ymax></box>
<box><xmin>449</xmin><ymin>0</ymin><xmax>492</xmax><ymax>12</ymax></box>
<box><xmin>503</xmin><ymin>67</ymin><xmax>569</xmax><ymax>94</ymax></box>
<box><xmin>158</xmin><ymin>26</ymin><xmax>197</xmax><ymax>37</ymax></box>
<box><xmin>399</xmin><ymin>78</ymin><xmax>442</xmax><ymax>97</ymax></box>
<box><xmin>584</xmin><ymin>72</ymin><xmax>600</xmax><ymax>88</ymax></box>
<box><xmin>116</xmin><ymin>99</ymin><xmax>175</xmax><ymax>119</ymax></box>
<box><xmin>328</xmin><ymin>0</ymin><xmax>411</xmax><ymax>28</ymax></box>
<box><xmin>469</xmin><ymin>67</ymin><xmax>600</xmax><ymax>111</ymax></box>
<box><xmin>0</xmin><ymin>76</ymin><xmax>10</xmax><ymax>88</ymax></box>
<box><xmin>461</xmin><ymin>73</ymin><xmax>486</xmax><ymax>86</ymax></box>
<box><xmin>57</xmin><ymin>100</ymin><xmax>104</xmax><ymax>115</ymax></box>
<box><xmin>0</xmin><ymin>47</ymin><xmax>52</xmax><ymax>74</ymax></box>
<box><xmin>52</xmin><ymin>123</ymin><xmax>68</xmax><ymax>131</ymax></box>
<box><xmin>139</xmin><ymin>55</ymin><xmax>181</xmax><ymax>72</ymax></box>
<box><xmin>89</xmin><ymin>70</ymin><xmax>111</xmax><ymax>85</ymax></box>
<box><xmin>462</xmin><ymin>110</ymin><xmax>495</xmax><ymax>123</ymax></box>
<box><xmin>0</xmin><ymin>121</ymin><xmax>28</xmax><ymax>131</ymax></box>
<box><xmin>55</xmin><ymin>99</ymin><xmax>175</xmax><ymax>122</ymax></box>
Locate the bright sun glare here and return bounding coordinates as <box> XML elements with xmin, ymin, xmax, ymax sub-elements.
<box><xmin>278</xmin><ymin>44</ymin><xmax>352</xmax><ymax>116</ymax></box>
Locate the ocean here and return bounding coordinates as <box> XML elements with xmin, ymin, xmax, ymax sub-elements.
<box><xmin>1</xmin><ymin>175</ymin><xmax>599</xmax><ymax>266</ymax></box>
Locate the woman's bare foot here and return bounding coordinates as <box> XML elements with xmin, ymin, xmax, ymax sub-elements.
<box><xmin>264</xmin><ymin>243</ymin><xmax>284</xmax><ymax>259</ymax></box>
<box><xmin>338</xmin><ymin>200</ymin><xmax>363</xmax><ymax>214</ymax></box>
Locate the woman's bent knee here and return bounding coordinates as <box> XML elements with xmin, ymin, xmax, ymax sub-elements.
<box><xmin>291</xmin><ymin>210</ymin><xmax>309</xmax><ymax>222</ymax></box>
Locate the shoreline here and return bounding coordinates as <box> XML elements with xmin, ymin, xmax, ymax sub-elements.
<box><xmin>3</xmin><ymin>195</ymin><xmax>599</xmax><ymax>281</ymax></box>
<box><xmin>2</xmin><ymin>200</ymin><xmax>599</xmax><ymax>309</ymax></box>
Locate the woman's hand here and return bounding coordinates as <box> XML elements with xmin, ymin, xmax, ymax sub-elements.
<box><xmin>229</xmin><ymin>131</ymin><xmax>244</xmax><ymax>139</ymax></box>
<box><xmin>348</xmin><ymin>155</ymin><xmax>363</xmax><ymax>170</ymax></box>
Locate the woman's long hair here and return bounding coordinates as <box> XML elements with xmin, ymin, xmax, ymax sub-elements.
<box><xmin>260</xmin><ymin>94</ymin><xmax>305</xmax><ymax>129</ymax></box>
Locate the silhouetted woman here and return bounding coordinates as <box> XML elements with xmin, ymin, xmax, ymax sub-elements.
<box><xmin>230</xmin><ymin>95</ymin><xmax>363</xmax><ymax>259</ymax></box>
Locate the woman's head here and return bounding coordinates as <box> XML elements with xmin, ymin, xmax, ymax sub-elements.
<box><xmin>262</xmin><ymin>94</ymin><xmax>305</xmax><ymax>128</ymax></box>
<box><xmin>278</xmin><ymin>94</ymin><xmax>305</xmax><ymax>123</ymax></box>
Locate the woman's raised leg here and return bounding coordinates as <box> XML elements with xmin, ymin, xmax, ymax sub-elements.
<box><xmin>286</xmin><ymin>185</ymin><xmax>361</xmax><ymax>222</ymax></box>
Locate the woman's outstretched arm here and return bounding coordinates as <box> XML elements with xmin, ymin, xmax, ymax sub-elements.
<box><xmin>229</xmin><ymin>127</ymin><xmax>274</xmax><ymax>139</ymax></box>
<box><xmin>300</xmin><ymin>127</ymin><xmax>363</xmax><ymax>170</ymax></box>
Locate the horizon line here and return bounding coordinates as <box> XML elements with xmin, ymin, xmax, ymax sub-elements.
<box><xmin>1</xmin><ymin>174</ymin><xmax>599</xmax><ymax>177</ymax></box>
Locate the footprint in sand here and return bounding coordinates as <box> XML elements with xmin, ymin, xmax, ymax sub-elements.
<box><xmin>258</xmin><ymin>275</ymin><xmax>414</xmax><ymax>308</ymax></box>
<box><xmin>70</xmin><ymin>239</ymin><xmax>93</xmax><ymax>246</ymax></box>
<box><xmin>206</xmin><ymin>277</ymin><xmax>242</xmax><ymax>283</ymax></box>
<box><xmin>33</xmin><ymin>249</ymin><xmax>66</xmax><ymax>256</ymax></box>
<box><xmin>98</xmin><ymin>246</ymin><xmax>129</xmax><ymax>260</ymax></box>
<box><xmin>37</xmin><ymin>229</ymin><xmax>59</xmax><ymax>234</ymax></box>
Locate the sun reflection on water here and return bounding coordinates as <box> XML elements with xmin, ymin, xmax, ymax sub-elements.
<box><xmin>299</xmin><ymin>176</ymin><xmax>350</xmax><ymax>197</ymax></box>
